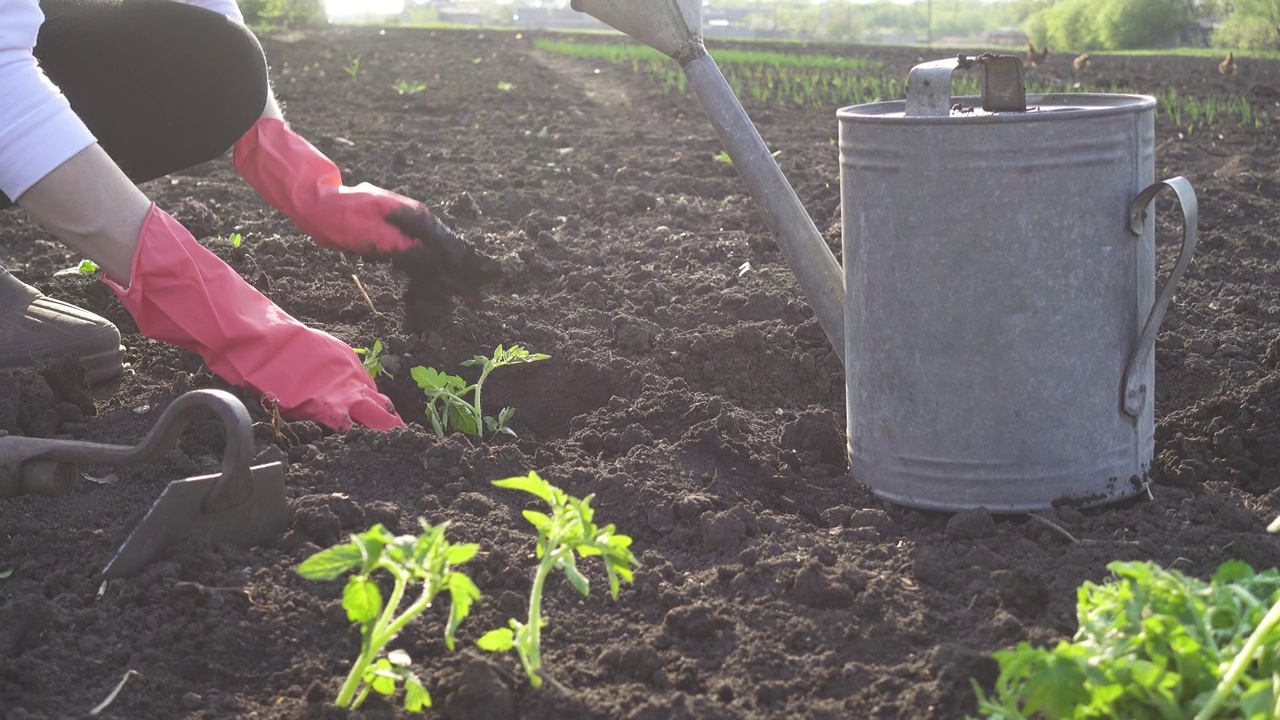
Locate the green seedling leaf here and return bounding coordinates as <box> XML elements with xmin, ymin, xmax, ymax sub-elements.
<box><xmin>224</xmin><ymin>232</ymin><xmax>243</xmax><ymax>247</ymax></box>
<box><xmin>54</xmin><ymin>259</ymin><xmax>100</xmax><ymax>277</ymax></box>
<box><xmin>497</xmin><ymin>81</ymin><xmax>516</xmax><ymax>92</ymax></box>
<box><xmin>296</xmin><ymin>519</ymin><xmax>480</xmax><ymax>711</ymax></box>
<box><xmin>476</xmin><ymin>628</ymin><xmax>515</xmax><ymax>652</ymax></box>
<box><xmin>480</xmin><ymin>471</ymin><xmax>639</xmax><ymax>688</ymax></box>
<box><xmin>0</xmin><ymin>568</ymin><xmax>12</xmax><ymax>579</ymax></box>
<box><xmin>296</xmin><ymin>544</ymin><xmax>364</xmax><ymax>581</ymax></box>
<box><xmin>493</xmin><ymin>473</ymin><xmax>554</xmax><ymax>503</ymax></box>
<box><xmin>713</xmin><ymin>149</ymin><xmax>780</xmax><ymax>165</ymax></box>
<box><xmin>343</xmin><ymin>54</ymin><xmax>361</xmax><ymax>79</ymax></box>
<box><xmin>343</xmin><ymin>576</ymin><xmax>382</xmax><ymax>624</ymax></box>
<box><xmin>393</xmin><ymin>80</ymin><xmax>427</xmax><ymax>95</ymax></box>
<box><xmin>403</xmin><ymin>675</ymin><xmax>431</xmax><ymax>711</ymax></box>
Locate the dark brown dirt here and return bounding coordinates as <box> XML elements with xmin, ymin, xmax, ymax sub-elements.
<box><xmin>3</xmin><ymin>27</ymin><xmax>1280</xmax><ymax>719</ymax></box>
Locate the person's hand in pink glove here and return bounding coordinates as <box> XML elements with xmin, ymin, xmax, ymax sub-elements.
<box><xmin>233</xmin><ymin>117</ymin><xmax>502</xmax><ymax>330</ymax></box>
<box><xmin>104</xmin><ymin>204</ymin><xmax>405</xmax><ymax>431</ymax></box>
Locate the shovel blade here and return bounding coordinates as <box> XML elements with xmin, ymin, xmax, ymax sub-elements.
<box><xmin>102</xmin><ymin>462</ymin><xmax>291</xmax><ymax>579</ymax></box>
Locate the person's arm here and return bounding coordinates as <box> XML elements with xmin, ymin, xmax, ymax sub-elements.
<box><xmin>0</xmin><ymin>0</ymin><xmax>148</xmax><ymax>281</ymax></box>
<box><xmin>1</xmin><ymin>0</ymin><xmax>403</xmax><ymax>431</ymax></box>
<box><xmin>225</xmin><ymin>25</ymin><xmax>502</xmax><ymax>326</ymax></box>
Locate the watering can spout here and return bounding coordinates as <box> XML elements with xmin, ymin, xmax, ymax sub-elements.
<box><xmin>572</xmin><ymin>0</ymin><xmax>849</xmax><ymax>363</ymax></box>
<box><xmin>569</xmin><ymin>0</ymin><xmax>703</xmax><ymax>61</ymax></box>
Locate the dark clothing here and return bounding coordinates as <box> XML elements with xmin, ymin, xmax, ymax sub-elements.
<box><xmin>0</xmin><ymin>0</ymin><xmax>267</xmax><ymax>208</ymax></box>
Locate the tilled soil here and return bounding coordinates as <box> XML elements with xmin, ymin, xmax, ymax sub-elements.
<box><xmin>3</xmin><ymin>26</ymin><xmax>1280</xmax><ymax>719</ymax></box>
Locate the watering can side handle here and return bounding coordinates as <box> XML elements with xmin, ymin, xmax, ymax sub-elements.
<box><xmin>1122</xmin><ymin>176</ymin><xmax>1197</xmax><ymax>417</ymax></box>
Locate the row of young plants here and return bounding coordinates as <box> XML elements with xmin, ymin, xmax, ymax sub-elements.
<box><xmin>533</xmin><ymin>38</ymin><xmax>1268</xmax><ymax>130</ymax></box>
<box><xmin>296</xmin><ymin>343</ymin><xmax>612</xmax><ymax>710</ymax></box>
<box><xmin>345</xmin><ymin>340</ymin><xmax>1280</xmax><ymax>717</ymax></box>
<box><xmin>296</xmin><ymin>470</ymin><xmax>638</xmax><ymax>710</ymax></box>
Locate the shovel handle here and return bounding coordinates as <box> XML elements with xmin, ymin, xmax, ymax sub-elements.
<box><xmin>8</xmin><ymin>389</ymin><xmax>255</xmax><ymax>512</ymax></box>
<box><xmin>1122</xmin><ymin>176</ymin><xmax>1198</xmax><ymax>417</ymax></box>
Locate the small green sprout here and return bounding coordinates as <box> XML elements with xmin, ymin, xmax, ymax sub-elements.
<box><xmin>353</xmin><ymin>339</ymin><xmax>392</xmax><ymax>380</ymax></box>
<box><xmin>343</xmin><ymin>54</ymin><xmax>362</xmax><ymax>79</ymax></box>
<box><xmin>0</xmin><ymin>568</ymin><xmax>13</xmax><ymax>579</ymax></box>
<box><xmin>394</xmin><ymin>80</ymin><xmax>427</xmax><ymax>95</ymax></box>
<box><xmin>296</xmin><ymin>521</ymin><xmax>482</xmax><ymax>712</ymax></box>
<box><xmin>53</xmin><ymin>259</ymin><xmax>100</xmax><ymax>277</ymax></box>
<box><xmin>477</xmin><ymin>472</ymin><xmax>638</xmax><ymax>688</ymax></box>
<box><xmin>496</xmin><ymin>81</ymin><xmax>516</xmax><ymax>92</ymax></box>
<box><xmin>224</xmin><ymin>232</ymin><xmax>243</xmax><ymax>248</ymax></box>
<box><xmin>410</xmin><ymin>344</ymin><xmax>549</xmax><ymax>438</ymax></box>
<box><xmin>713</xmin><ymin>148</ymin><xmax>780</xmax><ymax>165</ymax></box>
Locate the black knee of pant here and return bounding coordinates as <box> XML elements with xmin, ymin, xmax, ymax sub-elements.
<box><xmin>34</xmin><ymin>0</ymin><xmax>270</xmax><ymax>184</ymax></box>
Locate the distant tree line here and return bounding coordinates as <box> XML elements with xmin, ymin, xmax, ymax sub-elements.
<box><xmin>240</xmin><ymin>0</ymin><xmax>327</xmax><ymax>27</ymax></box>
<box><xmin>723</xmin><ymin>0</ymin><xmax>1278</xmax><ymax>51</ymax></box>
<box><xmin>257</xmin><ymin>0</ymin><xmax>1278</xmax><ymax>52</ymax></box>
<box><xmin>1018</xmin><ymin>0</ymin><xmax>1278</xmax><ymax>50</ymax></box>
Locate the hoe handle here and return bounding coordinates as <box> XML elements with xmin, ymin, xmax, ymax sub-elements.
<box><xmin>0</xmin><ymin>389</ymin><xmax>254</xmax><ymax>511</ymax></box>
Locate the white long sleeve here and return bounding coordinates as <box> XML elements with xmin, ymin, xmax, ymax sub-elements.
<box><xmin>173</xmin><ymin>0</ymin><xmax>244</xmax><ymax>25</ymax></box>
<box><xmin>0</xmin><ymin>0</ymin><xmax>249</xmax><ymax>200</ymax></box>
<box><xmin>0</xmin><ymin>0</ymin><xmax>97</xmax><ymax>199</ymax></box>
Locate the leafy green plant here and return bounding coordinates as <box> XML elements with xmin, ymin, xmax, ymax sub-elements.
<box><xmin>394</xmin><ymin>80</ymin><xmax>427</xmax><ymax>95</ymax></box>
<box><xmin>477</xmin><ymin>472</ymin><xmax>638</xmax><ymax>688</ymax></box>
<box><xmin>409</xmin><ymin>344</ymin><xmax>548</xmax><ymax>438</ymax></box>
<box><xmin>970</xmin><ymin>560</ymin><xmax>1280</xmax><ymax>720</ymax></box>
<box><xmin>53</xmin><ymin>259</ymin><xmax>99</xmax><ymax>277</ymax></box>
<box><xmin>224</xmin><ymin>232</ymin><xmax>243</xmax><ymax>248</ymax></box>
<box><xmin>296</xmin><ymin>521</ymin><xmax>482</xmax><ymax>712</ymax></box>
<box><xmin>343</xmin><ymin>54</ymin><xmax>361</xmax><ymax>79</ymax></box>
<box><xmin>353</xmin><ymin>339</ymin><xmax>392</xmax><ymax>380</ymax></box>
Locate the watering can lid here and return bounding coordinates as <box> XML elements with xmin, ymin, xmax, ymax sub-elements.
<box><xmin>838</xmin><ymin>54</ymin><xmax>1155</xmax><ymax>124</ymax></box>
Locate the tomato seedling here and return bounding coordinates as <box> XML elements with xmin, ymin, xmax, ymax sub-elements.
<box><xmin>296</xmin><ymin>521</ymin><xmax>482</xmax><ymax>712</ymax></box>
<box><xmin>343</xmin><ymin>54</ymin><xmax>361</xmax><ymax>79</ymax></box>
<box><xmin>394</xmin><ymin>79</ymin><xmax>427</xmax><ymax>95</ymax></box>
<box><xmin>353</xmin><ymin>339</ymin><xmax>392</xmax><ymax>380</ymax></box>
<box><xmin>409</xmin><ymin>344</ymin><xmax>548</xmax><ymax>438</ymax></box>
<box><xmin>477</xmin><ymin>472</ymin><xmax>638</xmax><ymax>688</ymax></box>
<box><xmin>971</xmin><ymin>559</ymin><xmax>1280</xmax><ymax>720</ymax></box>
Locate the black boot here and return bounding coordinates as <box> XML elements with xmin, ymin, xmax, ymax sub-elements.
<box><xmin>0</xmin><ymin>268</ymin><xmax>122</xmax><ymax>384</ymax></box>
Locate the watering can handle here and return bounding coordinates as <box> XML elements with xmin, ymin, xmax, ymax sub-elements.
<box><xmin>1122</xmin><ymin>176</ymin><xmax>1198</xmax><ymax>417</ymax></box>
<box><xmin>905</xmin><ymin>54</ymin><xmax>1026</xmax><ymax>117</ymax></box>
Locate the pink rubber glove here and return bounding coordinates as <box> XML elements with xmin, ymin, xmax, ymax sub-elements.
<box><xmin>233</xmin><ymin>116</ymin><xmax>419</xmax><ymax>255</ymax></box>
<box><xmin>103</xmin><ymin>204</ymin><xmax>405</xmax><ymax>431</ymax></box>
<box><xmin>233</xmin><ymin>117</ymin><xmax>503</xmax><ymax>331</ymax></box>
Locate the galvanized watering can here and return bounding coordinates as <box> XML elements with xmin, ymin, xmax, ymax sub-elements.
<box><xmin>572</xmin><ymin>0</ymin><xmax>1198</xmax><ymax>512</ymax></box>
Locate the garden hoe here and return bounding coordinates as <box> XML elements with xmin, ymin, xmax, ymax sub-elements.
<box><xmin>0</xmin><ymin>389</ymin><xmax>290</xmax><ymax>579</ymax></box>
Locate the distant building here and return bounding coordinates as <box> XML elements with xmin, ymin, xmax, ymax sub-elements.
<box><xmin>986</xmin><ymin>27</ymin><xmax>1029</xmax><ymax>46</ymax></box>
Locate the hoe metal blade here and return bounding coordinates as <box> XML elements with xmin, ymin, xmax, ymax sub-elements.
<box><xmin>102</xmin><ymin>461</ymin><xmax>289</xmax><ymax>579</ymax></box>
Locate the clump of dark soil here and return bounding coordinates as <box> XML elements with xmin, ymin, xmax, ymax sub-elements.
<box><xmin>2</xmin><ymin>27</ymin><xmax>1279</xmax><ymax>719</ymax></box>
